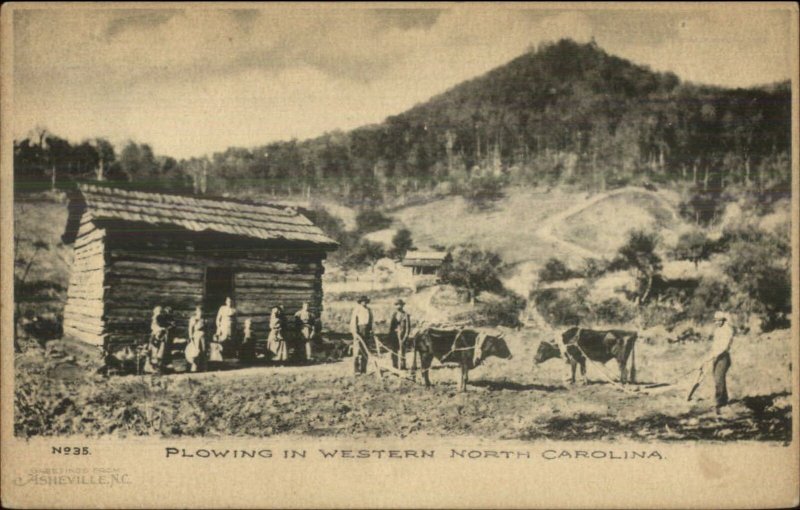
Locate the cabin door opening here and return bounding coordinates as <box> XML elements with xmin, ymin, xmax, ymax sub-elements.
<box><xmin>204</xmin><ymin>267</ymin><xmax>234</xmax><ymax>314</ymax></box>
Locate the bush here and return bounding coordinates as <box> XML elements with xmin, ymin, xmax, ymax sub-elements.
<box><xmin>355</xmin><ymin>209</ymin><xmax>392</xmax><ymax>234</ymax></box>
<box><xmin>652</xmin><ymin>276</ymin><xmax>699</xmax><ymax>306</ymax></box>
<box><xmin>582</xmin><ymin>257</ymin><xmax>611</xmax><ymax>279</ymax></box>
<box><xmin>454</xmin><ymin>292</ymin><xmax>526</xmax><ymax>328</ymax></box>
<box><xmin>640</xmin><ymin>302</ymin><xmax>684</xmax><ymax>329</ymax></box>
<box><xmin>679</xmin><ymin>189</ymin><xmax>729</xmax><ymax>226</ymax></box>
<box><xmin>616</xmin><ymin>230</ymin><xmax>662</xmax><ymax>305</ymax></box>
<box><xmin>538</xmin><ymin>258</ymin><xmax>579</xmax><ymax>283</ymax></box>
<box><xmin>388</xmin><ymin>228</ymin><xmax>414</xmax><ymax>260</ymax></box>
<box><xmin>533</xmin><ymin>287</ymin><xmax>592</xmax><ymax>327</ymax></box>
<box><xmin>672</xmin><ymin>229</ymin><xmax>713</xmax><ymax>267</ymax></box>
<box><xmin>592</xmin><ymin>298</ymin><xmax>636</xmax><ymax>325</ymax></box>
<box><xmin>724</xmin><ymin>238</ymin><xmax>791</xmax><ymax>329</ymax></box>
<box><xmin>685</xmin><ymin>276</ymin><xmax>732</xmax><ymax>323</ymax></box>
<box><xmin>342</xmin><ymin>240</ymin><xmax>385</xmax><ymax>271</ymax></box>
<box><xmin>439</xmin><ymin>245</ymin><xmax>505</xmax><ymax>304</ymax></box>
<box><xmin>463</xmin><ymin>173</ymin><xmax>506</xmax><ymax>210</ymax></box>
<box><xmin>307</xmin><ymin>207</ymin><xmax>346</xmax><ymax>241</ymax></box>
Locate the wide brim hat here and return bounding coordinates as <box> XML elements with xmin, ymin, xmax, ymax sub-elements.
<box><xmin>357</xmin><ymin>295</ymin><xmax>370</xmax><ymax>304</ymax></box>
<box><xmin>394</xmin><ymin>299</ymin><xmax>405</xmax><ymax>306</ymax></box>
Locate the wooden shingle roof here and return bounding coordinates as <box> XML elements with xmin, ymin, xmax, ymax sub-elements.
<box><xmin>63</xmin><ymin>184</ymin><xmax>338</xmax><ymax>249</ymax></box>
<box><xmin>401</xmin><ymin>250</ymin><xmax>449</xmax><ymax>267</ymax></box>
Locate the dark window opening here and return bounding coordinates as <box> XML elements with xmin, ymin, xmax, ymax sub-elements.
<box><xmin>204</xmin><ymin>267</ymin><xmax>234</xmax><ymax>313</ymax></box>
<box><xmin>413</xmin><ymin>266</ymin><xmax>438</xmax><ymax>275</ymax></box>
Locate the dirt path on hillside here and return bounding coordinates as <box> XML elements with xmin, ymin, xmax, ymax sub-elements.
<box><xmin>534</xmin><ymin>187</ymin><xmax>677</xmax><ymax>261</ymax></box>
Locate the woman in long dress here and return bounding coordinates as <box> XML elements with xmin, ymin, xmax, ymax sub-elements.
<box><xmin>149</xmin><ymin>305</ymin><xmax>174</xmax><ymax>373</ymax></box>
<box><xmin>267</xmin><ymin>305</ymin><xmax>288</xmax><ymax>363</ymax></box>
<box><xmin>186</xmin><ymin>306</ymin><xmax>207</xmax><ymax>372</ymax></box>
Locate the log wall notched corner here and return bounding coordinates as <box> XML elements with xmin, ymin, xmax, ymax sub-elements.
<box><xmin>63</xmin><ymin>224</ymin><xmax>109</xmax><ymax>347</ymax></box>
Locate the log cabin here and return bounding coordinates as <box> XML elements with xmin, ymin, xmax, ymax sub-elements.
<box><xmin>61</xmin><ymin>184</ymin><xmax>338</xmax><ymax>351</ymax></box>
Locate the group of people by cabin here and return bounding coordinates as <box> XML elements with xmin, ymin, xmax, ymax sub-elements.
<box><xmin>141</xmin><ymin>291</ymin><xmax>412</xmax><ymax>376</ymax></box>
<box><xmin>145</xmin><ymin>297</ymin><xmax>317</xmax><ymax>374</ymax></box>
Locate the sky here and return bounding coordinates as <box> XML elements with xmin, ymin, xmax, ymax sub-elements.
<box><xmin>12</xmin><ymin>5</ymin><xmax>796</xmax><ymax>159</ymax></box>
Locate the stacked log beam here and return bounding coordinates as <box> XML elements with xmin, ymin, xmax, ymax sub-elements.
<box><xmin>62</xmin><ymin>216</ymin><xmax>107</xmax><ymax>346</ymax></box>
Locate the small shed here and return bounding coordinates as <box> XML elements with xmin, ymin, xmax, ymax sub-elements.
<box><xmin>61</xmin><ymin>184</ymin><xmax>337</xmax><ymax>348</ymax></box>
<box><xmin>401</xmin><ymin>250</ymin><xmax>450</xmax><ymax>276</ymax></box>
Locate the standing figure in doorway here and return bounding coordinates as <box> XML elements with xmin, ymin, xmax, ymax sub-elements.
<box><xmin>267</xmin><ymin>305</ymin><xmax>288</xmax><ymax>364</ymax></box>
<box><xmin>294</xmin><ymin>302</ymin><xmax>316</xmax><ymax>363</ymax></box>
<box><xmin>350</xmin><ymin>296</ymin><xmax>373</xmax><ymax>375</ymax></box>
<box><xmin>238</xmin><ymin>318</ymin><xmax>256</xmax><ymax>363</ymax></box>
<box><xmin>215</xmin><ymin>296</ymin><xmax>237</xmax><ymax>357</ymax></box>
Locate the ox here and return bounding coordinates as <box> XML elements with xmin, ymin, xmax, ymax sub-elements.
<box><xmin>534</xmin><ymin>327</ymin><xmax>637</xmax><ymax>385</ymax></box>
<box><xmin>414</xmin><ymin>328</ymin><xmax>512</xmax><ymax>391</ymax></box>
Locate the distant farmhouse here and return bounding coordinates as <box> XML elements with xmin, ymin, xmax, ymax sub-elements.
<box><xmin>61</xmin><ymin>184</ymin><xmax>337</xmax><ymax>348</ymax></box>
<box><xmin>401</xmin><ymin>250</ymin><xmax>449</xmax><ymax>276</ymax></box>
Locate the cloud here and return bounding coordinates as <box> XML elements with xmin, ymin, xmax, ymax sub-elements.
<box><xmin>602</xmin><ymin>8</ymin><xmax>792</xmax><ymax>87</ymax></box>
<box><xmin>11</xmin><ymin>6</ymin><xmax>794</xmax><ymax>158</ymax></box>
<box><xmin>103</xmin><ymin>10</ymin><xmax>180</xmax><ymax>39</ymax></box>
<box><xmin>370</xmin><ymin>9</ymin><xmax>442</xmax><ymax>30</ymax></box>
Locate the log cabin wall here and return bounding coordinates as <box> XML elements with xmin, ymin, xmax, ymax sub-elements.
<box><xmin>62</xmin><ymin>213</ymin><xmax>108</xmax><ymax>346</ymax></box>
<box><xmin>61</xmin><ymin>185</ymin><xmax>337</xmax><ymax>349</ymax></box>
<box><xmin>100</xmin><ymin>226</ymin><xmax>325</xmax><ymax>347</ymax></box>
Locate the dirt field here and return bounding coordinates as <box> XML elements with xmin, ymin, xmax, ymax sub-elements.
<box><xmin>14</xmin><ymin>327</ymin><xmax>792</xmax><ymax>442</ymax></box>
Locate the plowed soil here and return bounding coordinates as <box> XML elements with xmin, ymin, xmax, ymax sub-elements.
<box><xmin>14</xmin><ymin>328</ymin><xmax>792</xmax><ymax>442</ymax></box>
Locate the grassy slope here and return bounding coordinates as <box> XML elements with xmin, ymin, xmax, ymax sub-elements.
<box><xmin>14</xmin><ymin>193</ymin><xmax>72</xmax><ymax>321</ymax></box>
<box><xmin>391</xmin><ymin>187</ymin><xmax>567</xmax><ymax>264</ymax></box>
<box><xmin>389</xmin><ymin>186</ymin><xmax>685</xmax><ymax>295</ymax></box>
<box><xmin>557</xmin><ymin>190</ymin><xmax>681</xmax><ymax>254</ymax></box>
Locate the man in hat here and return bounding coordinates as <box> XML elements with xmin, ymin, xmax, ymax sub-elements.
<box><xmin>705</xmin><ymin>311</ymin><xmax>735</xmax><ymax>412</ymax></box>
<box><xmin>388</xmin><ymin>299</ymin><xmax>411</xmax><ymax>370</ymax></box>
<box><xmin>349</xmin><ymin>296</ymin><xmax>373</xmax><ymax>375</ymax></box>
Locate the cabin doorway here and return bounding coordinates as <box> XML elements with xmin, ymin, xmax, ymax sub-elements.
<box><xmin>204</xmin><ymin>267</ymin><xmax>234</xmax><ymax>313</ymax></box>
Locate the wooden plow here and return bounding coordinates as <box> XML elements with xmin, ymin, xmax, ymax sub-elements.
<box><xmin>353</xmin><ymin>334</ymin><xmax>417</xmax><ymax>383</ymax></box>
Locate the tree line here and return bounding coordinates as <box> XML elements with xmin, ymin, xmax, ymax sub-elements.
<box><xmin>14</xmin><ymin>39</ymin><xmax>791</xmax><ymax>216</ymax></box>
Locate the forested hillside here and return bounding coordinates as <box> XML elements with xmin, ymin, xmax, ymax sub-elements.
<box><xmin>14</xmin><ymin>39</ymin><xmax>791</xmax><ymax>212</ymax></box>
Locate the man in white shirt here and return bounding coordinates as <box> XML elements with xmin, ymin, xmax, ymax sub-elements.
<box><xmin>706</xmin><ymin>311</ymin><xmax>734</xmax><ymax>411</ymax></box>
